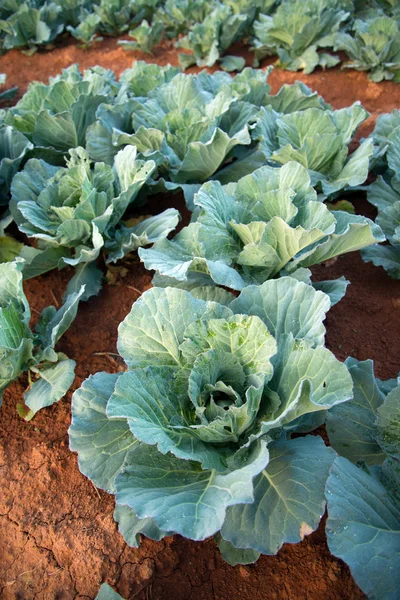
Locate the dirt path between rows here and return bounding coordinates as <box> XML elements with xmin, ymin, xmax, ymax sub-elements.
<box><xmin>0</xmin><ymin>37</ymin><xmax>399</xmax><ymax>600</ymax></box>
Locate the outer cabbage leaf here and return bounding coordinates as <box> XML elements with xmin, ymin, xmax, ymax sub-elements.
<box><xmin>115</xmin><ymin>439</ymin><xmax>270</xmax><ymax>541</ymax></box>
<box><xmin>105</xmin><ymin>209</ymin><xmax>180</xmax><ymax>263</ymax></box>
<box><xmin>114</xmin><ymin>503</ymin><xmax>169</xmax><ymax>549</ymax></box>
<box><xmin>326</xmin><ymin>457</ymin><xmax>400</xmax><ymax>600</ymax></box>
<box><xmin>95</xmin><ymin>583</ymin><xmax>125</xmax><ymax>600</ymax></box>
<box><xmin>69</xmin><ymin>372</ymin><xmax>137</xmax><ymax>493</ymax></box>
<box><xmin>0</xmin><ymin>73</ymin><xmax>17</xmax><ymax>104</ymax></box>
<box><xmin>0</xmin><ymin>234</ymin><xmax>23</xmax><ymax>264</ymax></box>
<box><xmin>326</xmin><ymin>358</ymin><xmax>386</xmax><ymax>465</ymax></box>
<box><xmin>326</xmin><ymin>357</ymin><xmax>400</xmax><ymax>600</ymax></box>
<box><xmin>215</xmin><ymin>535</ymin><xmax>260</xmax><ymax>566</ymax></box>
<box><xmin>24</xmin><ymin>357</ymin><xmax>76</xmax><ymax>419</ymax></box>
<box><xmin>0</xmin><ymin>126</ymin><xmax>33</xmax><ymax>207</ymax></box>
<box><xmin>362</xmin><ymin>117</ymin><xmax>400</xmax><ymax>279</ymax></box>
<box><xmin>220</xmin><ymin>436</ymin><xmax>336</xmax><ymax>555</ymax></box>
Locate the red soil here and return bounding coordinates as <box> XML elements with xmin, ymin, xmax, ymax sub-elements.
<box><xmin>0</xmin><ymin>37</ymin><xmax>399</xmax><ymax>600</ymax></box>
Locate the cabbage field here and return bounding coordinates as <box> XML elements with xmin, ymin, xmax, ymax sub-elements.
<box><xmin>0</xmin><ymin>2</ymin><xmax>399</xmax><ymax>600</ymax></box>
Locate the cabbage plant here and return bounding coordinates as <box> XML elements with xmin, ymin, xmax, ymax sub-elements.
<box><xmin>118</xmin><ymin>18</ymin><xmax>164</xmax><ymax>54</ymax></box>
<box><xmin>85</xmin><ymin>67</ymin><xmax>259</xmax><ymax>206</ymax></box>
<box><xmin>69</xmin><ymin>278</ymin><xmax>353</xmax><ymax>563</ymax></box>
<box><xmin>251</xmin><ymin>0</ymin><xmax>352</xmax><ymax>73</ymax></box>
<box><xmin>325</xmin><ymin>358</ymin><xmax>400</xmax><ymax>600</ymax></box>
<box><xmin>0</xmin><ymin>1</ymin><xmax>64</xmax><ymax>53</ymax></box>
<box><xmin>251</xmin><ymin>101</ymin><xmax>374</xmax><ymax>197</ymax></box>
<box><xmin>4</xmin><ymin>64</ymin><xmax>120</xmax><ymax>161</ymax></box>
<box><xmin>0</xmin><ymin>73</ymin><xmax>17</xmax><ymax>103</ymax></box>
<box><xmin>0</xmin><ymin>0</ymin><xmax>162</xmax><ymax>53</ymax></box>
<box><xmin>361</xmin><ymin>110</ymin><xmax>400</xmax><ymax>279</ymax></box>
<box><xmin>0</xmin><ymin>260</ymin><xmax>84</xmax><ymax>419</ymax></box>
<box><xmin>0</xmin><ymin>124</ymin><xmax>32</xmax><ymax>263</ymax></box>
<box><xmin>140</xmin><ymin>162</ymin><xmax>384</xmax><ymax>294</ymax></box>
<box><xmin>10</xmin><ymin>146</ymin><xmax>179</xmax><ymax>293</ymax></box>
<box><xmin>175</xmin><ymin>1</ymin><xmax>273</xmax><ymax>71</ymax></box>
<box><xmin>330</xmin><ymin>10</ymin><xmax>400</xmax><ymax>82</ymax></box>
<box><xmin>66</xmin><ymin>13</ymin><xmax>103</xmax><ymax>48</ymax></box>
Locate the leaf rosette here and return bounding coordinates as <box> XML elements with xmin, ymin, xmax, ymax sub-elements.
<box><xmin>70</xmin><ymin>278</ymin><xmax>352</xmax><ymax>556</ymax></box>
<box><xmin>251</xmin><ymin>0</ymin><xmax>351</xmax><ymax>74</ymax></box>
<box><xmin>10</xmin><ymin>145</ymin><xmax>179</xmax><ymax>287</ymax></box>
<box><xmin>86</xmin><ymin>66</ymin><xmax>260</xmax><ymax>205</ymax></box>
<box><xmin>252</xmin><ymin>101</ymin><xmax>374</xmax><ymax>196</ymax></box>
<box><xmin>330</xmin><ymin>10</ymin><xmax>400</xmax><ymax>82</ymax></box>
<box><xmin>4</xmin><ymin>64</ymin><xmax>119</xmax><ymax>161</ymax></box>
<box><xmin>0</xmin><ymin>259</ymin><xmax>83</xmax><ymax>418</ymax></box>
<box><xmin>361</xmin><ymin>110</ymin><xmax>400</xmax><ymax>279</ymax></box>
<box><xmin>139</xmin><ymin>162</ymin><xmax>384</xmax><ymax>294</ymax></box>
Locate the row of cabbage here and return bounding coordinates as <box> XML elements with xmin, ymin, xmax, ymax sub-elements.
<box><xmin>0</xmin><ymin>63</ymin><xmax>398</xmax><ymax>600</ymax></box>
<box><xmin>1</xmin><ymin>0</ymin><xmax>400</xmax><ymax>81</ymax></box>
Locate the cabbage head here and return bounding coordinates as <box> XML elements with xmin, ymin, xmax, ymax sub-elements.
<box><xmin>140</xmin><ymin>162</ymin><xmax>384</xmax><ymax>293</ymax></box>
<box><xmin>10</xmin><ymin>146</ymin><xmax>179</xmax><ymax>292</ymax></box>
<box><xmin>69</xmin><ymin>278</ymin><xmax>353</xmax><ymax>562</ymax></box>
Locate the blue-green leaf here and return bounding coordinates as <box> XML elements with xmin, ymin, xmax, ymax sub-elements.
<box><xmin>114</xmin><ymin>503</ymin><xmax>170</xmax><ymax>549</ymax></box>
<box><xmin>326</xmin><ymin>457</ymin><xmax>400</xmax><ymax>600</ymax></box>
<box><xmin>230</xmin><ymin>277</ymin><xmax>330</xmax><ymax>346</ymax></box>
<box><xmin>326</xmin><ymin>358</ymin><xmax>386</xmax><ymax>465</ymax></box>
<box><xmin>24</xmin><ymin>358</ymin><xmax>76</xmax><ymax>419</ymax></box>
<box><xmin>221</xmin><ymin>436</ymin><xmax>336</xmax><ymax>554</ymax></box>
<box><xmin>114</xmin><ymin>440</ymin><xmax>269</xmax><ymax>541</ymax></box>
<box><xmin>69</xmin><ymin>372</ymin><xmax>137</xmax><ymax>493</ymax></box>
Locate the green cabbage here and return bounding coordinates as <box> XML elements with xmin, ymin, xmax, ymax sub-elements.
<box><xmin>140</xmin><ymin>162</ymin><xmax>383</xmax><ymax>293</ymax></box>
<box><xmin>251</xmin><ymin>0</ymin><xmax>352</xmax><ymax>74</ymax></box>
<box><xmin>0</xmin><ymin>259</ymin><xmax>83</xmax><ymax>419</ymax></box>
<box><xmin>330</xmin><ymin>9</ymin><xmax>400</xmax><ymax>82</ymax></box>
<box><xmin>69</xmin><ymin>279</ymin><xmax>352</xmax><ymax>560</ymax></box>
<box><xmin>10</xmin><ymin>146</ymin><xmax>179</xmax><ymax>290</ymax></box>
<box><xmin>251</xmin><ymin>101</ymin><xmax>374</xmax><ymax>196</ymax></box>
<box><xmin>362</xmin><ymin>110</ymin><xmax>400</xmax><ymax>278</ymax></box>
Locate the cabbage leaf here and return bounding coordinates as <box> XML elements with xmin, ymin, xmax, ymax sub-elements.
<box><xmin>326</xmin><ymin>358</ymin><xmax>400</xmax><ymax>600</ymax></box>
